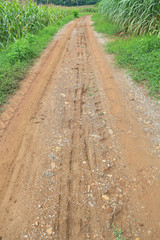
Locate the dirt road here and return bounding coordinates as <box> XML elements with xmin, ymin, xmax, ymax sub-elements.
<box><xmin>0</xmin><ymin>16</ymin><xmax>160</xmax><ymax>240</ymax></box>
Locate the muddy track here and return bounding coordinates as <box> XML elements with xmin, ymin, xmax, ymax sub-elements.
<box><xmin>0</xmin><ymin>16</ymin><xmax>160</xmax><ymax>240</ymax></box>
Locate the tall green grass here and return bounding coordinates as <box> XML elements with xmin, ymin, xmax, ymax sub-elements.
<box><xmin>0</xmin><ymin>15</ymin><xmax>75</xmax><ymax>108</ymax></box>
<box><xmin>0</xmin><ymin>0</ymin><xmax>76</xmax><ymax>109</ymax></box>
<box><xmin>0</xmin><ymin>0</ymin><xmax>72</xmax><ymax>47</ymax></box>
<box><xmin>99</xmin><ymin>0</ymin><xmax>160</xmax><ymax>35</ymax></box>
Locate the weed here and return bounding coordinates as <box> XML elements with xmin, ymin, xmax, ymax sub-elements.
<box><xmin>112</xmin><ymin>224</ymin><xmax>125</xmax><ymax>240</ymax></box>
<box><xmin>99</xmin><ymin>112</ymin><xmax>104</xmax><ymax>115</ymax></box>
<box><xmin>94</xmin><ymin>88</ymin><xmax>99</xmax><ymax>92</ymax></box>
<box><xmin>86</xmin><ymin>86</ymin><xmax>91</xmax><ymax>91</ymax></box>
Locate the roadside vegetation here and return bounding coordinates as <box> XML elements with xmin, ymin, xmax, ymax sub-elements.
<box><xmin>92</xmin><ymin>14</ymin><xmax>121</xmax><ymax>36</ymax></box>
<box><xmin>36</xmin><ymin>0</ymin><xmax>99</xmax><ymax>7</ymax></box>
<box><xmin>78</xmin><ymin>5</ymin><xmax>98</xmax><ymax>14</ymax></box>
<box><xmin>99</xmin><ymin>0</ymin><xmax>160</xmax><ymax>36</ymax></box>
<box><xmin>0</xmin><ymin>0</ymin><xmax>76</xmax><ymax>108</ymax></box>
<box><xmin>92</xmin><ymin>0</ymin><xmax>160</xmax><ymax>97</ymax></box>
<box><xmin>0</xmin><ymin>0</ymin><xmax>73</xmax><ymax>47</ymax></box>
<box><xmin>107</xmin><ymin>34</ymin><xmax>160</xmax><ymax>96</ymax></box>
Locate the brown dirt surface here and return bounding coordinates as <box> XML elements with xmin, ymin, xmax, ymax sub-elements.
<box><xmin>0</xmin><ymin>16</ymin><xmax>160</xmax><ymax>240</ymax></box>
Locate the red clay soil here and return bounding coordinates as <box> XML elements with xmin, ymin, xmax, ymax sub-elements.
<box><xmin>0</xmin><ymin>16</ymin><xmax>160</xmax><ymax>240</ymax></box>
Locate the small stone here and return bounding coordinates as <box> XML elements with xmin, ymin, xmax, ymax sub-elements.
<box><xmin>82</xmin><ymin>161</ymin><xmax>86</xmax><ymax>164</ymax></box>
<box><xmin>108</xmin><ymin>129</ymin><xmax>113</xmax><ymax>135</ymax></box>
<box><xmin>155</xmin><ymin>144</ymin><xmax>160</xmax><ymax>150</ymax></box>
<box><xmin>139</xmin><ymin>223</ymin><xmax>144</xmax><ymax>227</ymax></box>
<box><xmin>51</xmin><ymin>162</ymin><xmax>56</xmax><ymax>169</ymax></box>
<box><xmin>49</xmin><ymin>153</ymin><xmax>55</xmax><ymax>159</ymax></box>
<box><xmin>61</xmin><ymin>93</ymin><xmax>66</xmax><ymax>97</ymax></box>
<box><xmin>89</xmin><ymin>202</ymin><xmax>94</xmax><ymax>207</ymax></box>
<box><xmin>46</xmin><ymin>227</ymin><xmax>52</xmax><ymax>235</ymax></box>
<box><xmin>90</xmin><ymin>134</ymin><xmax>100</xmax><ymax>139</ymax></box>
<box><xmin>107</xmin><ymin>174</ymin><xmax>112</xmax><ymax>178</ymax></box>
<box><xmin>102</xmin><ymin>195</ymin><xmax>109</xmax><ymax>201</ymax></box>
<box><xmin>55</xmin><ymin>146</ymin><xmax>61</xmax><ymax>152</ymax></box>
<box><xmin>35</xmin><ymin>221</ymin><xmax>39</xmax><ymax>226</ymax></box>
<box><xmin>135</xmin><ymin>238</ymin><xmax>140</xmax><ymax>240</ymax></box>
<box><xmin>117</xmin><ymin>188</ymin><xmax>122</xmax><ymax>193</ymax></box>
<box><xmin>102</xmin><ymin>160</ymin><xmax>106</xmax><ymax>163</ymax></box>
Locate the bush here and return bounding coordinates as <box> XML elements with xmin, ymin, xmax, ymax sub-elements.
<box><xmin>73</xmin><ymin>10</ymin><xmax>79</xmax><ymax>18</ymax></box>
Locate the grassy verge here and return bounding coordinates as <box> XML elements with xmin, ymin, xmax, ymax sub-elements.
<box><xmin>92</xmin><ymin>14</ymin><xmax>160</xmax><ymax>97</ymax></box>
<box><xmin>0</xmin><ymin>15</ymin><xmax>75</xmax><ymax>109</ymax></box>
<box><xmin>107</xmin><ymin>35</ymin><xmax>160</xmax><ymax>96</ymax></box>
<box><xmin>92</xmin><ymin>13</ymin><xmax>122</xmax><ymax>36</ymax></box>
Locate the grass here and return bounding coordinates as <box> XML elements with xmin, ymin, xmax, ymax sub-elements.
<box><xmin>92</xmin><ymin>14</ymin><xmax>122</xmax><ymax>36</ymax></box>
<box><xmin>99</xmin><ymin>0</ymin><xmax>160</xmax><ymax>36</ymax></box>
<box><xmin>0</xmin><ymin>0</ymin><xmax>73</xmax><ymax>47</ymax></box>
<box><xmin>79</xmin><ymin>6</ymin><xmax>98</xmax><ymax>14</ymax></box>
<box><xmin>0</xmin><ymin>0</ymin><xmax>77</xmax><ymax>109</ymax></box>
<box><xmin>112</xmin><ymin>224</ymin><xmax>125</xmax><ymax>240</ymax></box>
<box><xmin>86</xmin><ymin>84</ymin><xmax>99</xmax><ymax>97</ymax></box>
<box><xmin>92</xmin><ymin>14</ymin><xmax>160</xmax><ymax>97</ymax></box>
<box><xmin>0</xmin><ymin>15</ymin><xmax>75</xmax><ymax>108</ymax></box>
<box><xmin>107</xmin><ymin>35</ymin><xmax>160</xmax><ymax>96</ymax></box>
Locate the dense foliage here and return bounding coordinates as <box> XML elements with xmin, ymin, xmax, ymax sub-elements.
<box><xmin>0</xmin><ymin>0</ymin><xmax>77</xmax><ymax>107</ymax></box>
<box><xmin>35</xmin><ymin>0</ymin><xmax>99</xmax><ymax>6</ymax></box>
<box><xmin>0</xmin><ymin>14</ymin><xmax>75</xmax><ymax>107</ymax></box>
<box><xmin>0</xmin><ymin>0</ymin><xmax>73</xmax><ymax>47</ymax></box>
<box><xmin>99</xmin><ymin>0</ymin><xmax>160</xmax><ymax>35</ymax></box>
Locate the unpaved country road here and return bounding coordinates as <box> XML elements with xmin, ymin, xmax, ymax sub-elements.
<box><xmin>0</xmin><ymin>16</ymin><xmax>160</xmax><ymax>240</ymax></box>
